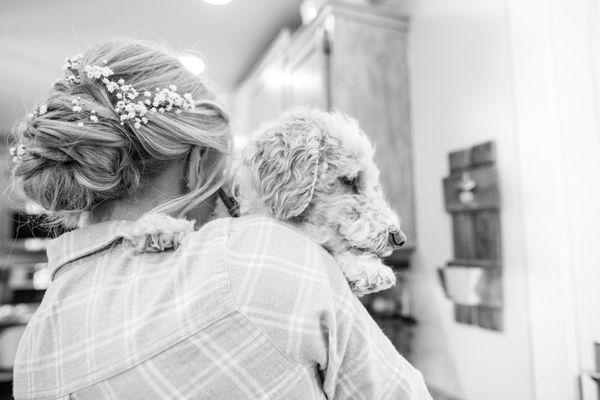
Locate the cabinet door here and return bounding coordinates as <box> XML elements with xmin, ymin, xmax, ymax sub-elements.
<box><xmin>230</xmin><ymin>30</ymin><xmax>290</xmax><ymax>140</ymax></box>
<box><xmin>330</xmin><ymin>14</ymin><xmax>415</xmax><ymax>248</ymax></box>
<box><xmin>231</xmin><ymin>77</ymin><xmax>285</xmax><ymax>139</ymax></box>
<box><xmin>285</xmin><ymin>28</ymin><xmax>329</xmax><ymax>110</ymax></box>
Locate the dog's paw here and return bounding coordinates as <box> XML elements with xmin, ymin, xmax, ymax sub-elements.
<box><xmin>335</xmin><ymin>252</ymin><xmax>397</xmax><ymax>296</ymax></box>
<box><xmin>127</xmin><ymin>213</ymin><xmax>194</xmax><ymax>253</ymax></box>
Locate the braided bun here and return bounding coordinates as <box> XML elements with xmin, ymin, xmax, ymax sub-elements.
<box><xmin>11</xmin><ymin>39</ymin><xmax>230</xmax><ymax>227</ymax></box>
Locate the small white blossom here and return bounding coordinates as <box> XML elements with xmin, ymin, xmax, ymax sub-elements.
<box><xmin>10</xmin><ymin>144</ymin><xmax>27</xmax><ymax>163</ymax></box>
<box><xmin>106</xmin><ymin>81</ymin><xmax>119</xmax><ymax>92</ymax></box>
<box><xmin>65</xmin><ymin>74</ymin><xmax>80</xmax><ymax>84</ymax></box>
<box><xmin>59</xmin><ymin>55</ymin><xmax>195</xmax><ymax>127</ymax></box>
<box><xmin>77</xmin><ymin>122</ymin><xmax>84</xmax><ymax>127</ymax></box>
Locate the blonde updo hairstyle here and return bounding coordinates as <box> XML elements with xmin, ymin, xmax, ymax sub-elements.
<box><xmin>11</xmin><ymin>39</ymin><xmax>230</xmax><ymax>228</ymax></box>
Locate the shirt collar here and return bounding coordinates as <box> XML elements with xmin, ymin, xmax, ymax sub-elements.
<box><xmin>47</xmin><ymin>220</ymin><xmax>135</xmax><ymax>281</ymax></box>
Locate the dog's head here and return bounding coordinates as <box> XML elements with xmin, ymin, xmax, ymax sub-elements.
<box><xmin>238</xmin><ymin>107</ymin><xmax>406</xmax><ymax>258</ymax></box>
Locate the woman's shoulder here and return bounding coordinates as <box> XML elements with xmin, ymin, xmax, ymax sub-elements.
<box><xmin>187</xmin><ymin>213</ymin><xmax>352</xmax><ymax>308</ymax></box>
<box><xmin>224</xmin><ymin>214</ymin><xmax>348</xmax><ymax>283</ymax></box>
<box><xmin>228</xmin><ymin>214</ymin><xmax>327</xmax><ymax>255</ymax></box>
<box><xmin>222</xmin><ymin>214</ymin><xmax>355</xmax><ymax>367</ymax></box>
<box><xmin>189</xmin><ymin>214</ymin><xmax>324</xmax><ymax>255</ymax></box>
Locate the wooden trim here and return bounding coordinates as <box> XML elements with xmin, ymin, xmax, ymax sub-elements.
<box><xmin>234</xmin><ymin>28</ymin><xmax>291</xmax><ymax>94</ymax></box>
<box><xmin>322</xmin><ymin>1</ymin><xmax>410</xmax><ymax>31</ymax></box>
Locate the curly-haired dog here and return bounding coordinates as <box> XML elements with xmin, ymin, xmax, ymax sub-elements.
<box><xmin>234</xmin><ymin>107</ymin><xmax>406</xmax><ymax>296</ymax></box>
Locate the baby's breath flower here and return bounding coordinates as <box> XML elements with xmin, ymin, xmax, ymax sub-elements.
<box><xmin>83</xmin><ymin>65</ymin><xmax>113</xmax><ymax>80</ymax></box>
<box><xmin>9</xmin><ymin>144</ymin><xmax>26</xmax><ymax>163</ymax></box>
<box><xmin>56</xmin><ymin>54</ymin><xmax>195</xmax><ymax>127</ymax></box>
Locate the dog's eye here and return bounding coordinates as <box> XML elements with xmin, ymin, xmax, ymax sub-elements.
<box><xmin>340</xmin><ymin>176</ymin><xmax>359</xmax><ymax>194</ymax></box>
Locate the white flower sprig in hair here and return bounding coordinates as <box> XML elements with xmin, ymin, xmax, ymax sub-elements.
<box><xmin>9</xmin><ymin>144</ymin><xmax>26</xmax><ymax>164</ymax></box>
<box><xmin>63</xmin><ymin>54</ymin><xmax>83</xmax><ymax>84</ymax></box>
<box><xmin>27</xmin><ymin>104</ymin><xmax>48</xmax><ymax>120</ymax></box>
<box><xmin>62</xmin><ymin>55</ymin><xmax>195</xmax><ymax>129</ymax></box>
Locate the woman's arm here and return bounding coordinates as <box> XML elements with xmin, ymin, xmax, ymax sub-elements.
<box><xmin>321</xmin><ymin>283</ymin><xmax>431</xmax><ymax>399</ymax></box>
<box><xmin>225</xmin><ymin>215</ymin><xmax>432</xmax><ymax>399</ymax></box>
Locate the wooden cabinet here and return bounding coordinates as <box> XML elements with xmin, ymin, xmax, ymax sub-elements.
<box><xmin>230</xmin><ymin>29</ymin><xmax>292</xmax><ymax>143</ymax></box>
<box><xmin>231</xmin><ymin>1</ymin><xmax>415</xmax><ymax>250</ymax></box>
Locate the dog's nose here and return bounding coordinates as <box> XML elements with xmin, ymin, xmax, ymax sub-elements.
<box><xmin>388</xmin><ymin>228</ymin><xmax>406</xmax><ymax>247</ymax></box>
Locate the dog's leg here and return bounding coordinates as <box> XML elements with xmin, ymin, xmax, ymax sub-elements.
<box><xmin>334</xmin><ymin>252</ymin><xmax>397</xmax><ymax>297</ymax></box>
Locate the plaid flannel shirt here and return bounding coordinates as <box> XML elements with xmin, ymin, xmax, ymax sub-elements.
<box><xmin>13</xmin><ymin>215</ymin><xmax>432</xmax><ymax>400</ymax></box>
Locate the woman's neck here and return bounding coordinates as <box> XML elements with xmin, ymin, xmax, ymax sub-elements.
<box><xmin>91</xmin><ymin>163</ymin><xmax>187</xmax><ymax>223</ymax></box>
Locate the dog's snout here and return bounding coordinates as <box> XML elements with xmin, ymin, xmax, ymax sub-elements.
<box><xmin>388</xmin><ymin>228</ymin><xmax>406</xmax><ymax>247</ymax></box>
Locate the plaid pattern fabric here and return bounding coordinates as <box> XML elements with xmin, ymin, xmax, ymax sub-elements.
<box><xmin>13</xmin><ymin>215</ymin><xmax>431</xmax><ymax>400</ymax></box>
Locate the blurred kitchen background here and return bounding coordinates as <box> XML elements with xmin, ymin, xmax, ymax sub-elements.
<box><xmin>1</xmin><ymin>0</ymin><xmax>600</xmax><ymax>399</ymax></box>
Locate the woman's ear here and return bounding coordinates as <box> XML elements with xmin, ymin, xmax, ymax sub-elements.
<box><xmin>242</xmin><ymin>119</ymin><xmax>321</xmax><ymax>220</ymax></box>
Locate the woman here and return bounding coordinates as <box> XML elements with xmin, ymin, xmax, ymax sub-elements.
<box><xmin>10</xmin><ymin>39</ymin><xmax>431</xmax><ymax>399</ymax></box>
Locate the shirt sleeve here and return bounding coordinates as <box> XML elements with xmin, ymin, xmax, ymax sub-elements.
<box><xmin>224</xmin><ymin>215</ymin><xmax>432</xmax><ymax>400</ymax></box>
<box><xmin>322</xmin><ymin>278</ymin><xmax>433</xmax><ymax>400</ymax></box>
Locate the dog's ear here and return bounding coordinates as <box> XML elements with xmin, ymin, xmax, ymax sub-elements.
<box><xmin>242</xmin><ymin>119</ymin><xmax>322</xmax><ymax>220</ymax></box>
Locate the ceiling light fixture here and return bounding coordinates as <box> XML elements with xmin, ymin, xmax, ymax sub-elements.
<box><xmin>202</xmin><ymin>0</ymin><xmax>233</xmax><ymax>5</ymax></box>
<box><xmin>179</xmin><ymin>55</ymin><xmax>206</xmax><ymax>75</ymax></box>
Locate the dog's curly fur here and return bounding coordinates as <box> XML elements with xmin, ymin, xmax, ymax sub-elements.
<box><xmin>234</xmin><ymin>107</ymin><xmax>406</xmax><ymax>296</ymax></box>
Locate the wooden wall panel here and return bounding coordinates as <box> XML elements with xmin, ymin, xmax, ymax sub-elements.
<box><xmin>286</xmin><ymin>37</ymin><xmax>329</xmax><ymax>110</ymax></box>
<box><xmin>330</xmin><ymin>13</ymin><xmax>415</xmax><ymax>248</ymax></box>
<box><xmin>473</xmin><ymin>210</ymin><xmax>500</xmax><ymax>261</ymax></box>
<box><xmin>441</xmin><ymin>142</ymin><xmax>503</xmax><ymax>331</ymax></box>
<box><xmin>453</xmin><ymin>213</ymin><xmax>475</xmax><ymax>260</ymax></box>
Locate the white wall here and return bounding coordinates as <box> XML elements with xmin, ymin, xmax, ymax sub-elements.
<box><xmin>406</xmin><ymin>0</ymin><xmax>600</xmax><ymax>399</ymax></box>
<box><xmin>406</xmin><ymin>1</ymin><xmax>534</xmax><ymax>399</ymax></box>
<box><xmin>506</xmin><ymin>0</ymin><xmax>600</xmax><ymax>398</ymax></box>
